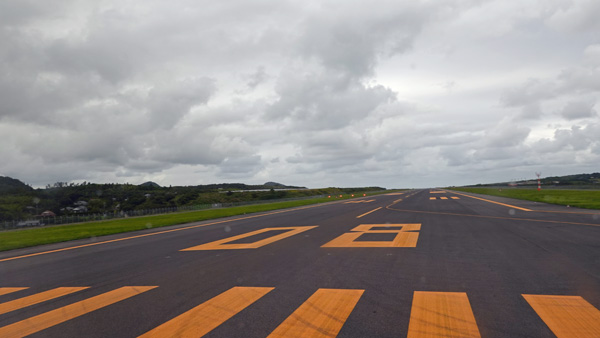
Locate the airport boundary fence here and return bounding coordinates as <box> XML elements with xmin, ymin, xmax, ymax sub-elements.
<box><xmin>1</xmin><ymin>194</ymin><xmax>334</xmax><ymax>230</ymax></box>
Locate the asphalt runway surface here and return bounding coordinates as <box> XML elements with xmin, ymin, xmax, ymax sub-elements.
<box><xmin>0</xmin><ymin>189</ymin><xmax>599</xmax><ymax>337</ymax></box>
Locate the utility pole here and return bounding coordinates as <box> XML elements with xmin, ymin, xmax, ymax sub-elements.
<box><xmin>535</xmin><ymin>172</ymin><xmax>542</xmax><ymax>191</ymax></box>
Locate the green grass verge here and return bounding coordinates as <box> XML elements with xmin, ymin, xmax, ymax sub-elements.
<box><xmin>0</xmin><ymin>191</ymin><xmax>396</xmax><ymax>252</ymax></box>
<box><xmin>449</xmin><ymin>187</ymin><xmax>600</xmax><ymax>210</ymax></box>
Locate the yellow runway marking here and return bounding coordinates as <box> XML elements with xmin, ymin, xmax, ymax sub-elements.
<box><xmin>440</xmin><ymin>197</ymin><xmax>448</xmax><ymax>200</ymax></box>
<box><xmin>356</xmin><ymin>207</ymin><xmax>382</xmax><ymax>218</ymax></box>
<box><xmin>394</xmin><ymin>198</ymin><xmax>403</xmax><ymax>203</ymax></box>
<box><xmin>430</xmin><ymin>191</ymin><xmax>446</xmax><ymax>194</ymax></box>
<box><xmin>386</xmin><ymin>193</ymin><xmax>404</xmax><ymax>195</ymax></box>
<box><xmin>0</xmin><ymin>288</ymin><xmax>28</xmax><ymax>297</ymax></box>
<box><xmin>0</xmin><ymin>202</ymin><xmax>335</xmax><ymax>263</ymax></box>
<box><xmin>448</xmin><ymin>191</ymin><xmax>532</xmax><ymax>211</ymax></box>
<box><xmin>322</xmin><ymin>224</ymin><xmax>420</xmax><ymax>248</ymax></box>
<box><xmin>0</xmin><ymin>287</ymin><xmax>88</xmax><ymax>315</ymax></box>
<box><xmin>181</xmin><ymin>226</ymin><xmax>317</xmax><ymax>250</ymax></box>
<box><xmin>344</xmin><ymin>199</ymin><xmax>375</xmax><ymax>204</ymax></box>
<box><xmin>139</xmin><ymin>286</ymin><xmax>273</xmax><ymax>338</ymax></box>
<box><xmin>451</xmin><ymin>197</ymin><xmax>460</xmax><ymax>200</ymax></box>
<box><xmin>268</xmin><ymin>288</ymin><xmax>363</xmax><ymax>338</ymax></box>
<box><xmin>523</xmin><ymin>294</ymin><xmax>600</xmax><ymax>338</ymax></box>
<box><xmin>0</xmin><ymin>286</ymin><xmax>156</xmax><ymax>338</ymax></box>
<box><xmin>407</xmin><ymin>291</ymin><xmax>481</xmax><ymax>338</ymax></box>
<box><xmin>429</xmin><ymin>197</ymin><xmax>436</xmax><ymax>200</ymax></box>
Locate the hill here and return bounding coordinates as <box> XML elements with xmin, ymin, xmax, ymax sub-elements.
<box><xmin>0</xmin><ymin>176</ymin><xmax>34</xmax><ymax>195</ymax></box>
<box><xmin>139</xmin><ymin>181</ymin><xmax>161</xmax><ymax>188</ymax></box>
<box><xmin>264</xmin><ymin>182</ymin><xmax>305</xmax><ymax>189</ymax></box>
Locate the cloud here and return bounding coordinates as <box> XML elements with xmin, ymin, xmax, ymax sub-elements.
<box><xmin>147</xmin><ymin>77</ymin><xmax>216</xmax><ymax>129</ymax></box>
<box><xmin>245</xmin><ymin>66</ymin><xmax>268</xmax><ymax>89</ymax></box>
<box><xmin>545</xmin><ymin>0</ymin><xmax>600</xmax><ymax>33</ymax></box>
<box><xmin>560</xmin><ymin>99</ymin><xmax>597</xmax><ymax>120</ymax></box>
<box><xmin>1</xmin><ymin>0</ymin><xmax>599</xmax><ymax>189</ymax></box>
<box><xmin>266</xmin><ymin>64</ymin><xmax>397</xmax><ymax>130</ymax></box>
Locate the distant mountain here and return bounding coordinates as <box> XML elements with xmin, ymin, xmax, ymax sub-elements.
<box><xmin>264</xmin><ymin>182</ymin><xmax>306</xmax><ymax>189</ymax></box>
<box><xmin>0</xmin><ymin>176</ymin><xmax>34</xmax><ymax>195</ymax></box>
<box><xmin>139</xmin><ymin>181</ymin><xmax>161</xmax><ymax>188</ymax></box>
<box><xmin>264</xmin><ymin>182</ymin><xmax>286</xmax><ymax>187</ymax></box>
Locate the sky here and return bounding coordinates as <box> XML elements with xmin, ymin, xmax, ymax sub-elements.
<box><xmin>0</xmin><ymin>0</ymin><xmax>599</xmax><ymax>189</ymax></box>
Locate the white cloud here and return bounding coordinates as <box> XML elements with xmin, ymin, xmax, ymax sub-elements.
<box><xmin>1</xmin><ymin>0</ymin><xmax>599</xmax><ymax>188</ymax></box>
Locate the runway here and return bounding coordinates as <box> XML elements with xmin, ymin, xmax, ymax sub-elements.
<box><xmin>1</xmin><ymin>189</ymin><xmax>599</xmax><ymax>337</ymax></box>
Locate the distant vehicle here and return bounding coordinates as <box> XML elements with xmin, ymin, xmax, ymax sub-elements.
<box><xmin>16</xmin><ymin>220</ymin><xmax>43</xmax><ymax>227</ymax></box>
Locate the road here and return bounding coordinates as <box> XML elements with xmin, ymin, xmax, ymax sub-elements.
<box><xmin>0</xmin><ymin>189</ymin><xmax>599</xmax><ymax>337</ymax></box>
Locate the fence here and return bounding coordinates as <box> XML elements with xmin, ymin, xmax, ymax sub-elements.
<box><xmin>1</xmin><ymin>194</ymin><xmax>330</xmax><ymax>231</ymax></box>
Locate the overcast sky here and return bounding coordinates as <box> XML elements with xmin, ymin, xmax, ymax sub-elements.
<box><xmin>1</xmin><ymin>0</ymin><xmax>599</xmax><ymax>189</ymax></box>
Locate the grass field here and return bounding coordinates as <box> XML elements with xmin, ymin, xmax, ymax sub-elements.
<box><xmin>449</xmin><ymin>187</ymin><xmax>600</xmax><ymax>210</ymax></box>
<box><xmin>0</xmin><ymin>191</ymin><xmax>394</xmax><ymax>252</ymax></box>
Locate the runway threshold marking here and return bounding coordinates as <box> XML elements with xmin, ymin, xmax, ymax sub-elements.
<box><xmin>0</xmin><ymin>202</ymin><xmax>338</xmax><ymax>263</ymax></box>
<box><xmin>181</xmin><ymin>226</ymin><xmax>317</xmax><ymax>251</ymax></box>
<box><xmin>268</xmin><ymin>288</ymin><xmax>364</xmax><ymax>338</ymax></box>
<box><xmin>356</xmin><ymin>207</ymin><xmax>382</xmax><ymax>218</ymax></box>
<box><xmin>407</xmin><ymin>291</ymin><xmax>481</xmax><ymax>338</ymax></box>
<box><xmin>448</xmin><ymin>191</ymin><xmax>532</xmax><ymax>211</ymax></box>
<box><xmin>139</xmin><ymin>287</ymin><xmax>273</xmax><ymax>338</ymax></box>
<box><xmin>429</xmin><ymin>197</ymin><xmax>436</xmax><ymax>200</ymax></box>
<box><xmin>0</xmin><ymin>288</ymin><xmax>28</xmax><ymax>297</ymax></box>
<box><xmin>0</xmin><ymin>286</ymin><xmax>156</xmax><ymax>338</ymax></box>
<box><xmin>322</xmin><ymin>224</ymin><xmax>420</xmax><ymax>248</ymax></box>
<box><xmin>523</xmin><ymin>294</ymin><xmax>600</xmax><ymax>338</ymax></box>
<box><xmin>0</xmin><ymin>287</ymin><xmax>88</xmax><ymax>315</ymax></box>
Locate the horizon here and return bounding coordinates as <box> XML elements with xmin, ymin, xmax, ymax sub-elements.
<box><xmin>3</xmin><ymin>172</ymin><xmax>599</xmax><ymax>191</ymax></box>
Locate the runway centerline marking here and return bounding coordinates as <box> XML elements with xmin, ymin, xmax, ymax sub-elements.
<box><xmin>268</xmin><ymin>288</ymin><xmax>364</xmax><ymax>338</ymax></box>
<box><xmin>407</xmin><ymin>291</ymin><xmax>481</xmax><ymax>338</ymax></box>
<box><xmin>356</xmin><ymin>207</ymin><xmax>382</xmax><ymax>218</ymax></box>
<box><xmin>523</xmin><ymin>294</ymin><xmax>600</xmax><ymax>338</ymax></box>
<box><xmin>447</xmin><ymin>191</ymin><xmax>532</xmax><ymax>211</ymax></box>
<box><xmin>139</xmin><ymin>287</ymin><xmax>273</xmax><ymax>338</ymax></box>
<box><xmin>181</xmin><ymin>226</ymin><xmax>317</xmax><ymax>251</ymax></box>
<box><xmin>322</xmin><ymin>224</ymin><xmax>420</xmax><ymax>248</ymax></box>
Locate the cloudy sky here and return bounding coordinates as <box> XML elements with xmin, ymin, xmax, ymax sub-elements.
<box><xmin>1</xmin><ymin>0</ymin><xmax>598</xmax><ymax>189</ymax></box>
